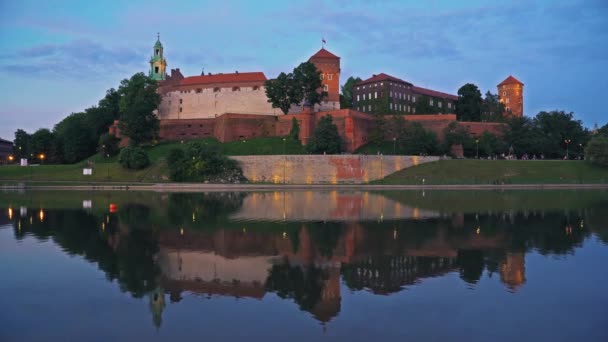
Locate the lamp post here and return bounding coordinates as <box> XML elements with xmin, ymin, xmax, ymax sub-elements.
<box><xmin>564</xmin><ymin>139</ymin><xmax>571</xmax><ymax>159</ymax></box>
<box><xmin>393</xmin><ymin>137</ymin><xmax>397</xmax><ymax>155</ymax></box>
<box><xmin>475</xmin><ymin>139</ymin><xmax>479</xmax><ymax>159</ymax></box>
<box><xmin>106</xmin><ymin>153</ymin><xmax>110</xmax><ymax>179</ymax></box>
<box><xmin>39</xmin><ymin>154</ymin><xmax>45</xmax><ymax>165</ymax></box>
<box><xmin>578</xmin><ymin>143</ymin><xmax>583</xmax><ymax>160</ymax></box>
<box><xmin>282</xmin><ymin>138</ymin><xmax>286</xmax><ymax>184</ymax></box>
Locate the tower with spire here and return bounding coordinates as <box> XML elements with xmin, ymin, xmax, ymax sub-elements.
<box><xmin>149</xmin><ymin>33</ymin><xmax>167</xmax><ymax>81</ymax></box>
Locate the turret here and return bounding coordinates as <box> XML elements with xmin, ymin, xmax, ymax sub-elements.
<box><xmin>149</xmin><ymin>33</ymin><xmax>167</xmax><ymax>81</ymax></box>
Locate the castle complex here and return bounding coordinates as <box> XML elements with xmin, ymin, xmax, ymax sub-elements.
<box><xmin>134</xmin><ymin>36</ymin><xmax>515</xmax><ymax>153</ymax></box>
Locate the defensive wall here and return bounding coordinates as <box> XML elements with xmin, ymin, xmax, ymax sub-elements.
<box><xmin>155</xmin><ymin>109</ymin><xmax>505</xmax><ymax>154</ymax></box>
<box><xmin>231</xmin><ymin>155</ymin><xmax>439</xmax><ymax>184</ymax></box>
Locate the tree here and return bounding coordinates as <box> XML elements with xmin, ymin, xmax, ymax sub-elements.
<box><xmin>118</xmin><ymin>73</ymin><xmax>161</xmax><ymax>145</ymax></box>
<box><xmin>289</xmin><ymin>117</ymin><xmax>300</xmax><ymax>141</ymax></box>
<box><xmin>597</xmin><ymin>123</ymin><xmax>608</xmax><ymax>136</ymax></box>
<box><xmin>478</xmin><ymin>131</ymin><xmax>506</xmax><ymax>157</ymax></box>
<box><xmin>443</xmin><ymin>121</ymin><xmax>475</xmax><ymax>156</ymax></box>
<box><xmin>119</xmin><ymin>146</ymin><xmax>150</xmax><ymax>170</ymax></box>
<box><xmin>265</xmin><ymin>62</ymin><xmax>325</xmax><ymax>114</ymax></box>
<box><xmin>13</xmin><ymin>129</ymin><xmax>31</xmax><ymax>160</ymax></box>
<box><xmin>585</xmin><ymin>135</ymin><xmax>608</xmax><ymax>167</ymax></box>
<box><xmin>306</xmin><ymin>115</ymin><xmax>343</xmax><ymax>154</ymax></box>
<box><xmin>456</xmin><ymin>83</ymin><xmax>483</xmax><ymax>121</ymax></box>
<box><xmin>480</xmin><ymin>91</ymin><xmax>506</xmax><ymax>122</ymax></box>
<box><xmin>398</xmin><ymin>122</ymin><xmax>439</xmax><ymax>155</ymax></box>
<box><xmin>293</xmin><ymin>61</ymin><xmax>325</xmax><ymax>107</ymax></box>
<box><xmin>534</xmin><ymin>111</ymin><xmax>588</xmax><ymax>159</ymax></box>
<box><xmin>502</xmin><ymin>116</ymin><xmax>545</xmax><ymax>157</ymax></box>
<box><xmin>30</xmin><ymin>129</ymin><xmax>57</xmax><ymax>163</ymax></box>
<box><xmin>340</xmin><ymin>76</ymin><xmax>362</xmax><ymax>109</ymax></box>
<box><xmin>265</xmin><ymin>72</ymin><xmax>299</xmax><ymax>114</ymax></box>
<box><xmin>369</xmin><ymin>113</ymin><xmax>386</xmax><ymax>146</ymax></box>
<box><xmin>99</xmin><ymin>133</ymin><xmax>120</xmax><ymax>157</ymax></box>
<box><xmin>54</xmin><ymin>112</ymin><xmax>96</xmax><ymax>163</ymax></box>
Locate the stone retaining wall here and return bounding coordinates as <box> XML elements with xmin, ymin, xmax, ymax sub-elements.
<box><xmin>232</xmin><ymin>155</ymin><xmax>439</xmax><ymax>184</ymax></box>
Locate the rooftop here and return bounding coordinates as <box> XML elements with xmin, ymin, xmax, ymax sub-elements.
<box><xmin>309</xmin><ymin>48</ymin><xmax>340</xmax><ymax>59</ymax></box>
<box><xmin>498</xmin><ymin>75</ymin><xmax>524</xmax><ymax>86</ymax></box>
<box><xmin>179</xmin><ymin>72</ymin><xmax>267</xmax><ymax>86</ymax></box>
<box><xmin>356</xmin><ymin>73</ymin><xmax>413</xmax><ymax>86</ymax></box>
<box><xmin>412</xmin><ymin>86</ymin><xmax>458</xmax><ymax>101</ymax></box>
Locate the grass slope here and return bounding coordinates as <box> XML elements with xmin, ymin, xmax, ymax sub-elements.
<box><xmin>0</xmin><ymin>137</ymin><xmax>305</xmax><ymax>183</ymax></box>
<box><xmin>374</xmin><ymin>159</ymin><xmax>608</xmax><ymax>185</ymax></box>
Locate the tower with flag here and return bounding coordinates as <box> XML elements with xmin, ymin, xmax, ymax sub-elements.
<box><xmin>309</xmin><ymin>42</ymin><xmax>341</xmax><ymax>111</ymax></box>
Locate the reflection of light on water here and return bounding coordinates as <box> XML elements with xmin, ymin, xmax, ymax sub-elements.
<box><xmin>8</xmin><ymin>208</ymin><xmax>12</xmax><ymax>220</ymax></box>
<box><xmin>413</xmin><ymin>207</ymin><xmax>420</xmax><ymax>219</ymax></box>
<box><xmin>180</xmin><ymin>228</ymin><xmax>184</xmax><ymax>236</ymax></box>
<box><xmin>39</xmin><ymin>209</ymin><xmax>44</xmax><ymax>222</ymax></box>
<box><xmin>393</xmin><ymin>228</ymin><xmax>397</xmax><ymax>240</ymax></box>
<box><xmin>282</xmin><ymin>231</ymin><xmax>287</xmax><ymax>239</ymax></box>
<box><xmin>101</xmin><ymin>222</ymin><xmax>105</xmax><ymax>231</ymax></box>
<box><xmin>192</xmin><ymin>213</ymin><xmax>196</xmax><ymax>222</ymax></box>
<box><xmin>476</xmin><ymin>226</ymin><xmax>481</xmax><ymax>235</ymax></box>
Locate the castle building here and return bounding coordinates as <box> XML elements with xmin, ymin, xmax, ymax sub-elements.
<box><xmin>497</xmin><ymin>75</ymin><xmax>524</xmax><ymax>117</ymax></box>
<box><xmin>352</xmin><ymin>73</ymin><xmax>457</xmax><ymax>114</ymax></box>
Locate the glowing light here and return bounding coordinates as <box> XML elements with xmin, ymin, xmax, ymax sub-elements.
<box><xmin>38</xmin><ymin>209</ymin><xmax>44</xmax><ymax>222</ymax></box>
<box><xmin>192</xmin><ymin>212</ymin><xmax>196</xmax><ymax>222</ymax></box>
<box><xmin>242</xmin><ymin>228</ymin><xmax>247</xmax><ymax>233</ymax></box>
<box><xmin>8</xmin><ymin>208</ymin><xmax>13</xmax><ymax>220</ymax></box>
<box><xmin>8</xmin><ymin>155</ymin><xmax>14</xmax><ymax>162</ymax></box>
<box><xmin>101</xmin><ymin>222</ymin><xmax>105</xmax><ymax>231</ymax></box>
<box><xmin>393</xmin><ymin>228</ymin><xmax>397</xmax><ymax>240</ymax></box>
<box><xmin>29</xmin><ymin>216</ymin><xmax>33</xmax><ymax>224</ymax></box>
<box><xmin>106</xmin><ymin>215</ymin><xmax>110</xmax><ymax>224</ymax></box>
<box><xmin>282</xmin><ymin>231</ymin><xmax>287</xmax><ymax>239</ymax></box>
<box><xmin>476</xmin><ymin>226</ymin><xmax>481</xmax><ymax>235</ymax></box>
<box><xmin>39</xmin><ymin>154</ymin><xmax>45</xmax><ymax>160</ymax></box>
<box><xmin>109</xmin><ymin>204</ymin><xmax>117</xmax><ymax>213</ymax></box>
<box><xmin>580</xmin><ymin>220</ymin><xmax>584</xmax><ymax>229</ymax></box>
<box><xmin>180</xmin><ymin>228</ymin><xmax>184</xmax><ymax>236</ymax></box>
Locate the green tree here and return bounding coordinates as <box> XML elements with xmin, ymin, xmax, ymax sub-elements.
<box><xmin>289</xmin><ymin>117</ymin><xmax>300</xmax><ymax>141</ymax></box>
<box><xmin>265</xmin><ymin>72</ymin><xmax>299</xmax><ymax>114</ymax></box>
<box><xmin>480</xmin><ymin>91</ymin><xmax>506</xmax><ymax>122</ymax></box>
<box><xmin>369</xmin><ymin>113</ymin><xmax>386</xmax><ymax>146</ymax></box>
<box><xmin>534</xmin><ymin>111</ymin><xmax>588</xmax><ymax>159</ymax></box>
<box><xmin>293</xmin><ymin>61</ymin><xmax>325</xmax><ymax>107</ymax></box>
<box><xmin>118</xmin><ymin>146</ymin><xmax>150</xmax><ymax>170</ymax></box>
<box><xmin>118</xmin><ymin>73</ymin><xmax>161</xmax><ymax>145</ymax></box>
<box><xmin>398</xmin><ymin>122</ymin><xmax>439</xmax><ymax>155</ymax></box>
<box><xmin>54</xmin><ymin>113</ymin><xmax>96</xmax><ymax>163</ymax></box>
<box><xmin>306</xmin><ymin>115</ymin><xmax>343</xmax><ymax>154</ymax></box>
<box><xmin>456</xmin><ymin>83</ymin><xmax>483</xmax><ymax>121</ymax></box>
<box><xmin>478</xmin><ymin>131</ymin><xmax>506</xmax><ymax>157</ymax></box>
<box><xmin>443</xmin><ymin>121</ymin><xmax>475</xmax><ymax>156</ymax></box>
<box><xmin>597</xmin><ymin>123</ymin><xmax>608</xmax><ymax>136</ymax></box>
<box><xmin>340</xmin><ymin>76</ymin><xmax>362</xmax><ymax>109</ymax></box>
<box><xmin>13</xmin><ymin>129</ymin><xmax>31</xmax><ymax>160</ymax></box>
<box><xmin>585</xmin><ymin>135</ymin><xmax>608</xmax><ymax>166</ymax></box>
<box><xmin>30</xmin><ymin>129</ymin><xmax>57</xmax><ymax>162</ymax></box>
<box><xmin>98</xmin><ymin>133</ymin><xmax>120</xmax><ymax>157</ymax></box>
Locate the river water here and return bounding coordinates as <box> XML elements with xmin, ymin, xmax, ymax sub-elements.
<box><xmin>1</xmin><ymin>190</ymin><xmax>607</xmax><ymax>341</ymax></box>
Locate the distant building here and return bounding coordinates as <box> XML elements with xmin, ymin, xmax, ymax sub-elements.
<box><xmin>497</xmin><ymin>75</ymin><xmax>524</xmax><ymax>117</ymax></box>
<box><xmin>0</xmin><ymin>137</ymin><xmax>13</xmax><ymax>164</ymax></box>
<box><xmin>352</xmin><ymin>73</ymin><xmax>457</xmax><ymax>114</ymax></box>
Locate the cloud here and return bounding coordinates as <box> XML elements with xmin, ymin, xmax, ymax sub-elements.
<box><xmin>0</xmin><ymin>39</ymin><xmax>145</xmax><ymax>79</ymax></box>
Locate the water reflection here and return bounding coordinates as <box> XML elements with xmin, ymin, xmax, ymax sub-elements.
<box><xmin>2</xmin><ymin>190</ymin><xmax>607</xmax><ymax>329</ymax></box>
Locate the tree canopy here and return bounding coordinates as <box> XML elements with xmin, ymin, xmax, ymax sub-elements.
<box><xmin>480</xmin><ymin>91</ymin><xmax>506</xmax><ymax>122</ymax></box>
<box><xmin>306</xmin><ymin>115</ymin><xmax>343</xmax><ymax>154</ymax></box>
<box><xmin>456</xmin><ymin>83</ymin><xmax>483</xmax><ymax>121</ymax></box>
<box><xmin>265</xmin><ymin>62</ymin><xmax>325</xmax><ymax>114</ymax></box>
<box><xmin>340</xmin><ymin>76</ymin><xmax>362</xmax><ymax>109</ymax></box>
<box><xmin>118</xmin><ymin>73</ymin><xmax>161</xmax><ymax>145</ymax></box>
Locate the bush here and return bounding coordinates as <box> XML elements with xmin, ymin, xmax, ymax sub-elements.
<box><xmin>119</xmin><ymin>147</ymin><xmax>150</xmax><ymax>170</ymax></box>
<box><xmin>166</xmin><ymin>142</ymin><xmax>244</xmax><ymax>182</ymax></box>
<box><xmin>585</xmin><ymin>135</ymin><xmax>608</xmax><ymax>167</ymax></box>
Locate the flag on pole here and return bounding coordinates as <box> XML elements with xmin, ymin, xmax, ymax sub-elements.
<box><xmin>322</xmin><ymin>38</ymin><xmax>326</xmax><ymax>44</ymax></box>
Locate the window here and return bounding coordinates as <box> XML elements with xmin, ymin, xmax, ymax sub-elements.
<box><xmin>155</xmin><ymin>66</ymin><xmax>159</xmax><ymax>73</ymax></box>
<box><xmin>412</xmin><ymin>96</ymin><xmax>416</xmax><ymax>103</ymax></box>
<box><xmin>179</xmin><ymin>99</ymin><xmax>183</xmax><ymax>104</ymax></box>
<box><xmin>390</xmin><ymin>91</ymin><xmax>393</xmax><ymax>97</ymax></box>
<box><xmin>407</xmin><ymin>105</ymin><xmax>411</xmax><ymax>112</ymax></box>
<box><xmin>324</xmin><ymin>85</ymin><xmax>329</xmax><ymax>92</ymax></box>
<box><xmin>368</xmin><ymin>105</ymin><xmax>371</xmax><ymax>111</ymax></box>
<box><xmin>503</xmin><ymin>92</ymin><xmax>506</xmax><ymax>96</ymax></box>
<box><xmin>390</xmin><ymin>103</ymin><xmax>393</xmax><ymax>110</ymax></box>
<box><xmin>253</xmin><ymin>86</ymin><xmax>260</xmax><ymax>91</ymax></box>
<box><xmin>179</xmin><ymin>107</ymin><xmax>182</xmax><ymax>112</ymax></box>
<box><xmin>413</xmin><ymin>107</ymin><xmax>416</xmax><ymax>113</ymax></box>
<box><xmin>448</xmin><ymin>103</ymin><xmax>451</xmax><ymax>109</ymax></box>
<box><xmin>438</xmin><ymin>102</ymin><xmax>442</xmax><ymax>108</ymax></box>
<box><xmin>320</xmin><ymin>74</ymin><xmax>324</xmax><ymax>80</ymax></box>
<box><xmin>363</xmin><ymin>94</ymin><xmax>366</xmax><ymax>100</ymax></box>
<box><xmin>374</xmin><ymin>92</ymin><xmax>377</xmax><ymax>99</ymax></box>
<box><xmin>357</xmin><ymin>94</ymin><xmax>360</xmax><ymax>101</ymax></box>
<box><xmin>232</xmin><ymin>86</ymin><xmax>240</xmax><ymax>91</ymax></box>
<box><xmin>196</xmin><ymin>88</ymin><xmax>202</xmax><ymax>93</ymax></box>
<box><xmin>155</xmin><ymin>49</ymin><xmax>159</xmax><ymax>55</ymax></box>
<box><xmin>214</xmin><ymin>87</ymin><xmax>220</xmax><ymax>92</ymax></box>
<box><xmin>328</xmin><ymin>74</ymin><xmax>333</xmax><ymax>80</ymax></box>
<box><xmin>430</xmin><ymin>99</ymin><xmax>434</xmax><ymax>106</ymax></box>
<box><xmin>369</xmin><ymin>92</ymin><xmax>371</xmax><ymax>99</ymax></box>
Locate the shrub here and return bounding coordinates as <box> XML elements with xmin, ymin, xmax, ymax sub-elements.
<box><xmin>166</xmin><ymin>142</ymin><xmax>244</xmax><ymax>182</ymax></box>
<box><xmin>98</xmin><ymin>133</ymin><xmax>120</xmax><ymax>157</ymax></box>
<box><xmin>585</xmin><ymin>135</ymin><xmax>608</xmax><ymax>167</ymax></box>
<box><xmin>119</xmin><ymin>147</ymin><xmax>150</xmax><ymax>170</ymax></box>
<box><xmin>306</xmin><ymin>115</ymin><xmax>343</xmax><ymax>154</ymax></box>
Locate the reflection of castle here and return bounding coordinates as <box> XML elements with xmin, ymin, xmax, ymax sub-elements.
<box><xmin>155</xmin><ymin>220</ymin><xmax>526</xmax><ymax>324</ymax></box>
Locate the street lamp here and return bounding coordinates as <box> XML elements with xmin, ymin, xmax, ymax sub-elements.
<box><xmin>564</xmin><ymin>139</ymin><xmax>571</xmax><ymax>159</ymax></box>
<box><xmin>393</xmin><ymin>137</ymin><xmax>397</xmax><ymax>155</ymax></box>
<box><xmin>8</xmin><ymin>155</ymin><xmax>14</xmax><ymax>163</ymax></box>
<box><xmin>475</xmin><ymin>139</ymin><xmax>479</xmax><ymax>159</ymax></box>
<box><xmin>39</xmin><ymin>154</ymin><xmax>45</xmax><ymax>164</ymax></box>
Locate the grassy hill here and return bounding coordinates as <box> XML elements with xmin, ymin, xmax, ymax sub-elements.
<box><xmin>373</xmin><ymin>159</ymin><xmax>608</xmax><ymax>185</ymax></box>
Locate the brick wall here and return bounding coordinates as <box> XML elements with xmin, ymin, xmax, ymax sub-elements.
<box><xmin>232</xmin><ymin>155</ymin><xmax>439</xmax><ymax>184</ymax></box>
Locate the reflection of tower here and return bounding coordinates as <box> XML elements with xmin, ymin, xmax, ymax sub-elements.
<box><xmin>149</xmin><ymin>287</ymin><xmax>166</xmax><ymax>329</ymax></box>
<box><xmin>310</xmin><ymin>267</ymin><xmax>341</xmax><ymax>324</ymax></box>
<box><xmin>500</xmin><ymin>252</ymin><xmax>526</xmax><ymax>291</ymax></box>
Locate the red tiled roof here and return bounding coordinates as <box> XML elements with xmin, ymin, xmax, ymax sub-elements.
<box><xmin>179</xmin><ymin>72</ymin><xmax>267</xmax><ymax>86</ymax></box>
<box><xmin>356</xmin><ymin>73</ymin><xmax>413</xmax><ymax>86</ymax></box>
<box><xmin>497</xmin><ymin>75</ymin><xmax>523</xmax><ymax>86</ymax></box>
<box><xmin>412</xmin><ymin>86</ymin><xmax>458</xmax><ymax>101</ymax></box>
<box><xmin>309</xmin><ymin>48</ymin><xmax>340</xmax><ymax>59</ymax></box>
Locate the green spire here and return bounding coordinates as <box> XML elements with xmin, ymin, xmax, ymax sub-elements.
<box><xmin>149</xmin><ymin>33</ymin><xmax>166</xmax><ymax>81</ymax></box>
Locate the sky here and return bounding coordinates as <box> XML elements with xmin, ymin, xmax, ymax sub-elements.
<box><xmin>1</xmin><ymin>0</ymin><xmax>607</xmax><ymax>140</ymax></box>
